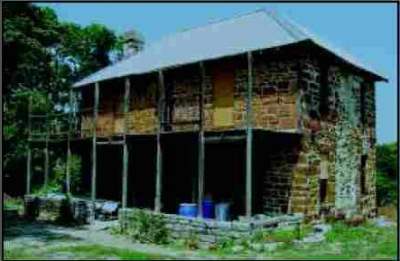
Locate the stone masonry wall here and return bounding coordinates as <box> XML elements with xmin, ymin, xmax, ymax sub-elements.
<box><xmin>235</xmin><ymin>58</ymin><xmax>299</xmax><ymax>130</ymax></box>
<box><xmin>293</xmin><ymin>56</ymin><xmax>377</xmax><ymax>217</ymax></box>
<box><xmin>263</xmin><ymin>56</ymin><xmax>377</xmax><ymax>218</ymax></box>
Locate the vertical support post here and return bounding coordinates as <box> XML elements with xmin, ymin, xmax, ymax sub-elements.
<box><xmin>246</xmin><ymin>52</ymin><xmax>253</xmax><ymax>218</ymax></box>
<box><xmin>26</xmin><ymin>96</ymin><xmax>32</xmax><ymax>195</ymax></box>
<box><xmin>91</xmin><ymin>82</ymin><xmax>99</xmax><ymax>203</ymax></box>
<box><xmin>44</xmin><ymin>94</ymin><xmax>50</xmax><ymax>189</ymax></box>
<box><xmin>155</xmin><ymin>70</ymin><xmax>165</xmax><ymax>212</ymax></box>
<box><xmin>197</xmin><ymin>62</ymin><xmax>206</xmax><ymax>218</ymax></box>
<box><xmin>66</xmin><ymin>88</ymin><xmax>73</xmax><ymax>194</ymax></box>
<box><xmin>122</xmin><ymin>77</ymin><xmax>131</xmax><ymax>208</ymax></box>
<box><xmin>44</xmin><ymin>143</ymin><xmax>49</xmax><ymax>188</ymax></box>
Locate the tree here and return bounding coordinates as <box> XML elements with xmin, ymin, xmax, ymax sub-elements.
<box><xmin>376</xmin><ymin>142</ymin><xmax>398</xmax><ymax>206</ymax></box>
<box><xmin>3</xmin><ymin>3</ymin><xmax>142</xmax><ymax>196</ymax></box>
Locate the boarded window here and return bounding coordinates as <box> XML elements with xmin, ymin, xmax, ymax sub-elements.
<box><xmin>319</xmin><ymin>160</ymin><xmax>329</xmax><ymax>203</ymax></box>
<box><xmin>319</xmin><ymin>179</ymin><xmax>328</xmax><ymax>203</ymax></box>
<box><xmin>319</xmin><ymin>160</ymin><xmax>329</xmax><ymax>179</ymax></box>
<box><xmin>212</xmin><ymin>69</ymin><xmax>234</xmax><ymax>127</ymax></box>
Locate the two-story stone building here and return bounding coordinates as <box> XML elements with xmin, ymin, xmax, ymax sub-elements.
<box><xmin>27</xmin><ymin>10</ymin><xmax>386</xmax><ymax>220</ymax></box>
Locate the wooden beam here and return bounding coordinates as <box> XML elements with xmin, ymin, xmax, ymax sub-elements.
<box><xmin>197</xmin><ymin>62</ymin><xmax>206</xmax><ymax>217</ymax></box>
<box><xmin>205</xmin><ymin>135</ymin><xmax>246</xmax><ymax>144</ymax></box>
<box><xmin>155</xmin><ymin>70</ymin><xmax>165</xmax><ymax>212</ymax></box>
<box><xmin>91</xmin><ymin>82</ymin><xmax>99</xmax><ymax>202</ymax></box>
<box><xmin>26</xmin><ymin>96</ymin><xmax>32</xmax><ymax>195</ymax></box>
<box><xmin>122</xmin><ymin>77</ymin><xmax>131</xmax><ymax>208</ymax></box>
<box><xmin>246</xmin><ymin>51</ymin><xmax>253</xmax><ymax>218</ymax></box>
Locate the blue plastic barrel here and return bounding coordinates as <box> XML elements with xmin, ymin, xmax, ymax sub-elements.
<box><xmin>178</xmin><ymin>203</ymin><xmax>197</xmax><ymax>218</ymax></box>
<box><xmin>202</xmin><ymin>200</ymin><xmax>214</xmax><ymax>219</ymax></box>
<box><xmin>215</xmin><ymin>203</ymin><xmax>230</xmax><ymax>221</ymax></box>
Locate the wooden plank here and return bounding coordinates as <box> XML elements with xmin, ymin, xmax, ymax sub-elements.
<box><xmin>96</xmin><ymin>141</ymin><xmax>125</xmax><ymax>145</ymax></box>
<box><xmin>91</xmin><ymin>82</ymin><xmax>99</xmax><ymax>202</ymax></box>
<box><xmin>246</xmin><ymin>51</ymin><xmax>253</xmax><ymax>218</ymax></box>
<box><xmin>122</xmin><ymin>77</ymin><xmax>131</xmax><ymax>208</ymax></box>
<box><xmin>155</xmin><ymin>70</ymin><xmax>165</xmax><ymax>212</ymax></box>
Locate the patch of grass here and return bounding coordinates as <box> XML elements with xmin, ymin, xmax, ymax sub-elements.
<box><xmin>250</xmin><ymin>224</ymin><xmax>313</xmax><ymax>244</ymax></box>
<box><xmin>52</xmin><ymin>244</ymin><xmax>166</xmax><ymax>259</ymax></box>
<box><xmin>4</xmin><ymin>247</ymin><xmax>40</xmax><ymax>260</ymax></box>
<box><xmin>270</xmin><ymin>221</ymin><xmax>397</xmax><ymax>259</ymax></box>
<box><xmin>4</xmin><ymin>244</ymin><xmax>167</xmax><ymax>260</ymax></box>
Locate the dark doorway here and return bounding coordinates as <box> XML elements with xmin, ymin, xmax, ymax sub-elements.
<box><xmin>97</xmin><ymin>145</ymin><xmax>122</xmax><ymax>201</ymax></box>
<box><xmin>162</xmin><ymin>133</ymin><xmax>198</xmax><ymax>214</ymax></box>
<box><xmin>128</xmin><ymin>136</ymin><xmax>156</xmax><ymax>209</ymax></box>
<box><xmin>205</xmin><ymin>142</ymin><xmax>246</xmax><ymax>219</ymax></box>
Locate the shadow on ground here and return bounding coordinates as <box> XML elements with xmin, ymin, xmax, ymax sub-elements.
<box><xmin>4</xmin><ymin>217</ymin><xmax>84</xmax><ymax>243</ymax></box>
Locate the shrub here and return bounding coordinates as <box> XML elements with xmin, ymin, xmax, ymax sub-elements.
<box><xmin>53</xmin><ymin>154</ymin><xmax>82</xmax><ymax>194</ymax></box>
<box><xmin>127</xmin><ymin>210</ymin><xmax>169</xmax><ymax>245</ymax></box>
<box><xmin>184</xmin><ymin>232</ymin><xmax>199</xmax><ymax>250</ymax></box>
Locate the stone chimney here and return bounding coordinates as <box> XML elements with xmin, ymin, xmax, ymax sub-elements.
<box><xmin>122</xmin><ymin>29</ymin><xmax>144</xmax><ymax>59</ymax></box>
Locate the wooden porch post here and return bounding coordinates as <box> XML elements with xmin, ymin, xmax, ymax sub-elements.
<box><xmin>122</xmin><ymin>77</ymin><xmax>131</xmax><ymax>208</ymax></box>
<box><xmin>44</xmin><ymin>95</ymin><xmax>50</xmax><ymax>189</ymax></box>
<box><xmin>155</xmin><ymin>70</ymin><xmax>165</xmax><ymax>212</ymax></box>
<box><xmin>26</xmin><ymin>96</ymin><xmax>32</xmax><ymax>195</ymax></box>
<box><xmin>197</xmin><ymin>62</ymin><xmax>206</xmax><ymax>217</ymax></box>
<box><xmin>91</xmin><ymin>82</ymin><xmax>99</xmax><ymax>203</ymax></box>
<box><xmin>246</xmin><ymin>52</ymin><xmax>253</xmax><ymax>218</ymax></box>
<box><xmin>66</xmin><ymin>88</ymin><xmax>73</xmax><ymax>194</ymax></box>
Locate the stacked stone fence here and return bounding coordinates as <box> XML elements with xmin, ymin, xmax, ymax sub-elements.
<box><xmin>119</xmin><ymin>208</ymin><xmax>304</xmax><ymax>244</ymax></box>
<box><xmin>24</xmin><ymin>195</ymin><xmax>94</xmax><ymax>224</ymax></box>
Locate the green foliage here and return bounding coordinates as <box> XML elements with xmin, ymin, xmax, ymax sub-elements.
<box><xmin>33</xmin><ymin>154</ymin><xmax>82</xmax><ymax>196</ymax></box>
<box><xmin>376</xmin><ymin>142</ymin><xmax>398</xmax><ymax>206</ymax></box>
<box><xmin>4</xmin><ymin>197</ymin><xmax>24</xmax><ymax>211</ymax></box>
<box><xmin>126</xmin><ymin>210</ymin><xmax>170</xmax><ymax>245</ymax></box>
<box><xmin>3</xmin><ymin>3</ymin><xmax>143</xmax><ymax>196</ymax></box>
<box><xmin>53</xmin><ymin>154</ymin><xmax>82</xmax><ymax>194</ymax></box>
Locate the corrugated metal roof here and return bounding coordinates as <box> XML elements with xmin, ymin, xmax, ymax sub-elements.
<box><xmin>73</xmin><ymin>9</ymin><xmax>386</xmax><ymax>88</ymax></box>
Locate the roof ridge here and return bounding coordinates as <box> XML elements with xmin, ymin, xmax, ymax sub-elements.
<box><xmin>266</xmin><ymin>10</ymin><xmax>308</xmax><ymax>41</ymax></box>
<box><xmin>178</xmin><ymin>8</ymin><xmax>268</xmax><ymax>34</ymax></box>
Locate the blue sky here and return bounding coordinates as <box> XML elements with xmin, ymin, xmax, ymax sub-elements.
<box><xmin>39</xmin><ymin>3</ymin><xmax>397</xmax><ymax>144</ymax></box>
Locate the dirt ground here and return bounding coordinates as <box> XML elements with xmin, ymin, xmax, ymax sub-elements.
<box><xmin>3</xmin><ymin>218</ymin><xmax>220</xmax><ymax>260</ymax></box>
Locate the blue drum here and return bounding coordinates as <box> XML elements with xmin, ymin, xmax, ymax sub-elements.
<box><xmin>178</xmin><ymin>203</ymin><xmax>197</xmax><ymax>218</ymax></box>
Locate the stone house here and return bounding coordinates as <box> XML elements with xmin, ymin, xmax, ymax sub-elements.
<box><xmin>27</xmin><ymin>10</ymin><xmax>386</xmax><ymax>220</ymax></box>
